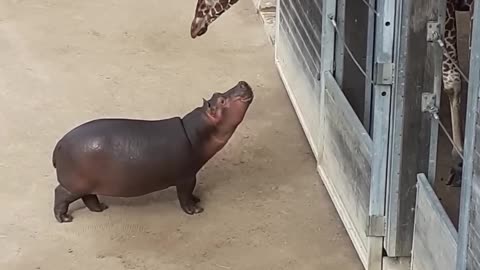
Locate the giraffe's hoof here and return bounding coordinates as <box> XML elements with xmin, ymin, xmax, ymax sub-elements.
<box><xmin>446</xmin><ymin>162</ymin><xmax>463</xmax><ymax>187</ymax></box>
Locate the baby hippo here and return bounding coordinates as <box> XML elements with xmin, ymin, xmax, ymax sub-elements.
<box><xmin>52</xmin><ymin>81</ymin><xmax>253</xmax><ymax>223</ymax></box>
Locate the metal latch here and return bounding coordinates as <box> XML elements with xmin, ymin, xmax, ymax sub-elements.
<box><xmin>421</xmin><ymin>92</ymin><xmax>438</xmax><ymax>114</ymax></box>
<box><xmin>374</xmin><ymin>62</ymin><xmax>394</xmax><ymax>85</ymax></box>
<box><xmin>367</xmin><ymin>215</ymin><xmax>386</xmax><ymax>237</ymax></box>
<box><xmin>427</xmin><ymin>21</ymin><xmax>441</xmax><ymax>42</ymax></box>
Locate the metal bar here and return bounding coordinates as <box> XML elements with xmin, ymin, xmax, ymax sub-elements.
<box><xmin>329</xmin><ymin>18</ymin><xmax>374</xmax><ymax>86</ymax></box>
<box><xmin>368</xmin><ymin>0</ymin><xmax>395</xmax><ymax>268</ymax></box>
<box><xmin>318</xmin><ymin>0</ymin><xmax>336</xmax><ymax>165</ymax></box>
<box><xmin>364</xmin><ymin>0</ymin><xmax>376</xmax><ymax>135</ymax></box>
<box><xmin>456</xmin><ymin>3</ymin><xmax>480</xmax><ymax>269</ymax></box>
<box><xmin>334</xmin><ymin>0</ymin><xmax>346</xmax><ymax>87</ymax></box>
<box><xmin>360</xmin><ymin>0</ymin><xmax>380</xmax><ymax>16</ymax></box>
<box><xmin>384</xmin><ymin>0</ymin><xmax>405</xmax><ymax>256</ymax></box>
<box><xmin>426</xmin><ymin>0</ymin><xmax>447</xmax><ymax>184</ymax></box>
<box><xmin>432</xmin><ymin>112</ymin><xmax>465</xmax><ymax>160</ymax></box>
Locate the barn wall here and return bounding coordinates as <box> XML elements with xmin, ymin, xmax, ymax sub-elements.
<box><xmin>463</xmin><ymin>21</ymin><xmax>480</xmax><ymax>270</ymax></box>
<box><xmin>411</xmin><ymin>174</ymin><xmax>457</xmax><ymax>270</ymax></box>
<box><xmin>457</xmin><ymin>3</ymin><xmax>480</xmax><ymax>269</ymax></box>
<box><xmin>274</xmin><ymin>0</ymin><xmax>373</xmax><ymax>267</ymax></box>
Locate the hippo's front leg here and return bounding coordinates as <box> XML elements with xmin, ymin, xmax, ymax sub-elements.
<box><xmin>176</xmin><ymin>176</ymin><xmax>203</xmax><ymax>215</ymax></box>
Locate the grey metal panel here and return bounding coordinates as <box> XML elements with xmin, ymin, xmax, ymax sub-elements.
<box><xmin>319</xmin><ymin>0</ymin><xmax>335</xmax><ymax>159</ymax></box>
<box><xmin>278</xmin><ymin>0</ymin><xmax>322</xmax><ymax>78</ymax></box>
<box><xmin>274</xmin><ymin>0</ymin><xmax>323</xmax><ymax>158</ymax></box>
<box><xmin>275</xmin><ymin>26</ymin><xmax>320</xmax><ymax>158</ymax></box>
<box><xmin>318</xmin><ymin>72</ymin><xmax>372</xmax><ymax>268</ymax></box>
<box><xmin>384</xmin><ymin>0</ymin><xmax>438</xmax><ymax>256</ymax></box>
<box><xmin>465</xmin><ymin>180</ymin><xmax>480</xmax><ymax>269</ymax></box>
<box><xmin>411</xmin><ymin>174</ymin><xmax>457</xmax><ymax>270</ymax></box>
<box><xmin>456</xmin><ymin>2</ymin><xmax>480</xmax><ymax>268</ymax></box>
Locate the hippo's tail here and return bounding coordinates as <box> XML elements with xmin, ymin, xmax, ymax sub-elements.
<box><xmin>52</xmin><ymin>143</ymin><xmax>61</xmax><ymax>169</ymax></box>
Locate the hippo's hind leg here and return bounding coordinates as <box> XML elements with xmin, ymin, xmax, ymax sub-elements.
<box><xmin>82</xmin><ymin>195</ymin><xmax>109</xmax><ymax>212</ymax></box>
<box><xmin>54</xmin><ymin>185</ymin><xmax>82</xmax><ymax>223</ymax></box>
<box><xmin>191</xmin><ymin>195</ymin><xmax>201</xmax><ymax>203</ymax></box>
<box><xmin>176</xmin><ymin>176</ymin><xmax>203</xmax><ymax>215</ymax></box>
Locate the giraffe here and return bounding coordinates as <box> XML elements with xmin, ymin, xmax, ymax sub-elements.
<box><xmin>190</xmin><ymin>0</ymin><xmax>240</xmax><ymax>38</ymax></box>
<box><xmin>443</xmin><ymin>0</ymin><xmax>474</xmax><ymax>186</ymax></box>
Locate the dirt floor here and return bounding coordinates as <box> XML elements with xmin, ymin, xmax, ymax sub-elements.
<box><xmin>0</xmin><ymin>1</ymin><xmax>362</xmax><ymax>269</ymax></box>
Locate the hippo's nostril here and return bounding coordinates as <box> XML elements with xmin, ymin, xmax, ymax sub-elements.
<box><xmin>238</xmin><ymin>81</ymin><xmax>249</xmax><ymax>89</ymax></box>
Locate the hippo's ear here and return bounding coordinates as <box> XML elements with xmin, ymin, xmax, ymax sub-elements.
<box><xmin>202</xmin><ymin>98</ymin><xmax>210</xmax><ymax>108</ymax></box>
<box><xmin>202</xmin><ymin>98</ymin><xmax>216</xmax><ymax>117</ymax></box>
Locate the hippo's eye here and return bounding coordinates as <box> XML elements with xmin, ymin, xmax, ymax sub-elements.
<box><xmin>219</xmin><ymin>98</ymin><xmax>225</xmax><ymax>105</ymax></box>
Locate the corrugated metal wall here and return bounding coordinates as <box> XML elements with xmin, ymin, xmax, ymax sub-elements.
<box><xmin>278</xmin><ymin>0</ymin><xmax>322</xmax><ymax>80</ymax></box>
<box><xmin>275</xmin><ymin>0</ymin><xmax>323</xmax><ymax>157</ymax></box>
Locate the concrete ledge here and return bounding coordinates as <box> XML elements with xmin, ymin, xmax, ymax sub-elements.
<box><xmin>251</xmin><ymin>0</ymin><xmax>276</xmax><ymax>44</ymax></box>
<box><xmin>383</xmin><ymin>257</ymin><xmax>411</xmax><ymax>270</ymax></box>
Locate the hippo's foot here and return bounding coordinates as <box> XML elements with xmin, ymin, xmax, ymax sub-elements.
<box><xmin>56</xmin><ymin>213</ymin><xmax>74</xmax><ymax>223</ymax></box>
<box><xmin>176</xmin><ymin>177</ymin><xmax>203</xmax><ymax>215</ymax></box>
<box><xmin>191</xmin><ymin>194</ymin><xmax>201</xmax><ymax>203</ymax></box>
<box><xmin>82</xmin><ymin>194</ymin><xmax>109</xmax><ymax>212</ymax></box>
<box><xmin>178</xmin><ymin>191</ymin><xmax>203</xmax><ymax>215</ymax></box>
<box><xmin>181</xmin><ymin>202</ymin><xmax>204</xmax><ymax>215</ymax></box>
<box><xmin>54</xmin><ymin>185</ymin><xmax>82</xmax><ymax>223</ymax></box>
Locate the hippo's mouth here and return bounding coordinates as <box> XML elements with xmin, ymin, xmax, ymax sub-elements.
<box><xmin>240</xmin><ymin>96</ymin><xmax>253</xmax><ymax>104</ymax></box>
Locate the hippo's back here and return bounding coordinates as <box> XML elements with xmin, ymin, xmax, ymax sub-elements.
<box><xmin>53</xmin><ymin>117</ymin><xmax>194</xmax><ymax>196</ymax></box>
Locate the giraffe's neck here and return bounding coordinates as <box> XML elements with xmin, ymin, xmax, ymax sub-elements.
<box><xmin>442</xmin><ymin>0</ymin><xmax>473</xmax><ymax>91</ymax></box>
<box><xmin>206</xmin><ymin>0</ymin><xmax>239</xmax><ymax>23</ymax></box>
<box><xmin>442</xmin><ymin>0</ymin><xmax>474</xmax><ymax>157</ymax></box>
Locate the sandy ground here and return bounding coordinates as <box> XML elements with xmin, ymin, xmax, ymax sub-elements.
<box><xmin>0</xmin><ymin>0</ymin><xmax>362</xmax><ymax>269</ymax></box>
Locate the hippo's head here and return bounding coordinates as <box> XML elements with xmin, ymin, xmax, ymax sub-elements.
<box><xmin>201</xmin><ymin>81</ymin><xmax>253</xmax><ymax>134</ymax></box>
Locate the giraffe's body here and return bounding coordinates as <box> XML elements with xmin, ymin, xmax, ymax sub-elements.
<box><xmin>191</xmin><ymin>0</ymin><xmax>239</xmax><ymax>38</ymax></box>
<box><xmin>443</xmin><ymin>0</ymin><xmax>474</xmax><ymax>186</ymax></box>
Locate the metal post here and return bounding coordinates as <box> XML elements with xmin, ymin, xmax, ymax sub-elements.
<box><xmin>364</xmin><ymin>0</ymin><xmax>376</xmax><ymax>135</ymax></box>
<box><xmin>385</xmin><ymin>0</ymin><xmax>439</xmax><ymax>257</ymax></box>
<box><xmin>426</xmin><ymin>0</ymin><xmax>447</xmax><ymax>185</ymax></box>
<box><xmin>456</xmin><ymin>4</ymin><xmax>480</xmax><ymax>270</ymax></box>
<box><xmin>368</xmin><ymin>0</ymin><xmax>395</xmax><ymax>268</ymax></box>
<box><xmin>319</xmin><ymin>0</ymin><xmax>336</xmax><ymax>159</ymax></box>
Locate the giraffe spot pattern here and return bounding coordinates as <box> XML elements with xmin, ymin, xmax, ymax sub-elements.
<box><xmin>220</xmin><ymin>0</ymin><xmax>229</xmax><ymax>8</ymax></box>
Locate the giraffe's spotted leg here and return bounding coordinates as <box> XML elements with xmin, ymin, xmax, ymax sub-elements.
<box><xmin>447</xmin><ymin>168</ymin><xmax>462</xmax><ymax>187</ymax></box>
<box><xmin>446</xmin><ymin>161</ymin><xmax>463</xmax><ymax>187</ymax></box>
<box><xmin>445</xmin><ymin>82</ymin><xmax>464</xmax><ymax>186</ymax></box>
<box><xmin>442</xmin><ymin>0</ymin><xmax>469</xmax><ymax>188</ymax></box>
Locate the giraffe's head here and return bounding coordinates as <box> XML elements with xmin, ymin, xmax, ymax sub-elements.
<box><xmin>191</xmin><ymin>0</ymin><xmax>239</xmax><ymax>38</ymax></box>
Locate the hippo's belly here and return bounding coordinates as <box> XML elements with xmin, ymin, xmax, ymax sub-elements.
<box><xmin>55</xmin><ymin>117</ymin><xmax>196</xmax><ymax>197</ymax></box>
